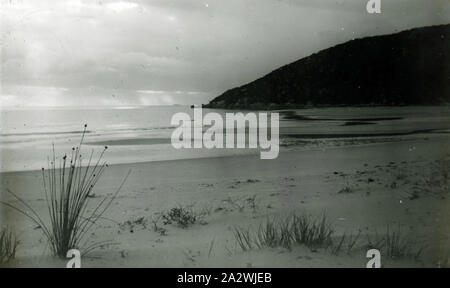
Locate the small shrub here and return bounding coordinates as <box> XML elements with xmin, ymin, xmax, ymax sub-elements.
<box><xmin>161</xmin><ymin>206</ymin><xmax>197</xmax><ymax>228</ymax></box>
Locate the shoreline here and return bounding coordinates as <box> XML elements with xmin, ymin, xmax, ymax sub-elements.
<box><xmin>1</xmin><ymin>132</ymin><xmax>447</xmax><ymax>175</ymax></box>
<box><xmin>1</xmin><ymin>132</ymin><xmax>448</xmax><ymax>175</ymax></box>
<box><xmin>0</xmin><ymin>132</ymin><xmax>450</xmax><ymax>175</ymax></box>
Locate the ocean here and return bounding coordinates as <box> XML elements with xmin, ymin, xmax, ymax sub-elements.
<box><xmin>1</xmin><ymin>105</ymin><xmax>449</xmax><ymax>172</ymax></box>
<box><xmin>0</xmin><ymin>106</ymin><xmax>262</xmax><ymax>172</ymax></box>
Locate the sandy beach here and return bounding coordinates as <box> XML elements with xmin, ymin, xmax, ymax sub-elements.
<box><xmin>2</xmin><ymin>131</ymin><xmax>449</xmax><ymax>268</ymax></box>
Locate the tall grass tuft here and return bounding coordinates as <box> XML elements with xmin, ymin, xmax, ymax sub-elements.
<box><xmin>291</xmin><ymin>214</ymin><xmax>333</xmax><ymax>248</ymax></box>
<box><xmin>233</xmin><ymin>213</ymin><xmax>334</xmax><ymax>251</ymax></box>
<box><xmin>0</xmin><ymin>227</ymin><xmax>19</xmax><ymax>264</ymax></box>
<box><xmin>366</xmin><ymin>226</ymin><xmax>424</xmax><ymax>260</ymax></box>
<box><xmin>2</xmin><ymin>125</ymin><xmax>130</xmax><ymax>258</ymax></box>
<box><xmin>234</xmin><ymin>227</ymin><xmax>253</xmax><ymax>251</ymax></box>
<box><xmin>256</xmin><ymin>217</ymin><xmax>292</xmax><ymax>249</ymax></box>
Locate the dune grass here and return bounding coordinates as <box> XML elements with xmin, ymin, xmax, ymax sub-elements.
<box><xmin>234</xmin><ymin>227</ymin><xmax>254</xmax><ymax>251</ymax></box>
<box><xmin>0</xmin><ymin>227</ymin><xmax>19</xmax><ymax>264</ymax></box>
<box><xmin>234</xmin><ymin>214</ymin><xmax>423</xmax><ymax>262</ymax></box>
<box><xmin>1</xmin><ymin>125</ymin><xmax>130</xmax><ymax>258</ymax></box>
<box><xmin>366</xmin><ymin>226</ymin><xmax>424</xmax><ymax>260</ymax></box>
<box><xmin>234</xmin><ymin>214</ymin><xmax>333</xmax><ymax>251</ymax></box>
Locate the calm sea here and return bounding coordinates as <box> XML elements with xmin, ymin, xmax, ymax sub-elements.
<box><xmin>1</xmin><ymin>105</ymin><xmax>449</xmax><ymax>172</ymax></box>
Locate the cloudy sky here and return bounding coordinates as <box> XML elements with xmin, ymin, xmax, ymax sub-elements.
<box><xmin>1</xmin><ymin>0</ymin><xmax>449</xmax><ymax>107</ymax></box>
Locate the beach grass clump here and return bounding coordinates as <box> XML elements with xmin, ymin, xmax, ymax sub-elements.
<box><xmin>233</xmin><ymin>213</ymin><xmax>334</xmax><ymax>251</ymax></box>
<box><xmin>0</xmin><ymin>227</ymin><xmax>19</xmax><ymax>264</ymax></box>
<box><xmin>256</xmin><ymin>217</ymin><xmax>292</xmax><ymax>249</ymax></box>
<box><xmin>291</xmin><ymin>214</ymin><xmax>333</xmax><ymax>248</ymax></box>
<box><xmin>366</xmin><ymin>227</ymin><xmax>424</xmax><ymax>260</ymax></box>
<box><xmin>1</xmin><ymin>125</ymin><xmax>129</xmax><ymax>258</ymax></box>
<box><xmin>234</xmin><ymin>227</ymin><xmax>254</xmax><ymax>251</ymax></box>
<box><xmin>234</xmin><ymin>214</ymin><xmax>425</xmax><ymax>261</ymax></box>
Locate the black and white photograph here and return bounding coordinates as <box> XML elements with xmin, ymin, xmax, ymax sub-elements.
<box><xmin>1</xmin><ymin>0</ymin><xmax>450</xmax><ymax>270</ymax></box>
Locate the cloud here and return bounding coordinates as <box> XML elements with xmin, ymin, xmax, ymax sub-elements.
<box><xmin>1</xmin><ymin>0</ymin><xmax>449</xmax><ymax>107</ymax></box>
<box><xmin>0</xmin><ymin>84</ymin><xmax>212</xmax><ymax>107</ymax></box>
<box><xmin>105</xmin><ymin>1</ymin><xmax>139</xmax><ymax>12</ymax></box>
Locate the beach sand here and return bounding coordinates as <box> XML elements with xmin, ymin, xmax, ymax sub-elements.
<box><xmin>1</xmin><ymin>133</ymin><xmax>449</xmax><ymax>268</ymax></box>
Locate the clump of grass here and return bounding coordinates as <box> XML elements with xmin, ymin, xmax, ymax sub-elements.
<box><xmin>0</xmin><ymin>227</ymin><xmax>19</xmax><ymax>264</ymax></box>
<box><xmin>366</xmin><ymin>227</ymin><xmax>424</xmax><ymax>260</ymax></box>
<box><xmin>1</xmin><ymin>125</ymin><xmax>130</xmax><ymax>258</ymax></box>
<box><xmin>234</xmin><ymin>227</ymin><xmax>253</xmax><ymax>251</ymax></box>
<box><xmin>246</xmin><ymin>195</ymin><xmax>258</xmax><ymax>213</ymax></box>
<box><xmin>338</xmin><ymin>176</ymin><xmax>354</xmax><ymax>194</ymax></box>
<box><xmin>161</xmin><ymin>206</ymin><xmax>198</xmax><ymax>228</ymax></box>
<box><xmin>255</xmin><ymin>217</ymin><xmax>292</xmax><ymax>249</ymax></box>
<box><xmin>291</xmin><ymin>214</ymin><xmax>333</xmax><ymax>248</ymax></box>
<box><xmin>338</xmin><ymin>186</ymin><xmax>353</xmax><ymax>194</ymax></box>
<box><xmin>233</xmin><ymin>213</ymin><xmax>334</xmax><ymax>251</ymax></box>
<box><xmin>234</xmin><ymin>213</ymin><xmax>425</xmax><ymax>262</ymax></box>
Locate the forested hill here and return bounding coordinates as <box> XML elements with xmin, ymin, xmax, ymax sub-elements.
<box><xmin>204</xmin><ymin>24</ymin><xmax>450</xmax><ymax>109</ymax></box>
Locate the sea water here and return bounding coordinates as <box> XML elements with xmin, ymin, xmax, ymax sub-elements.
<box><xmin>1</xmin><ymin>105</ymin><xmax>449</xmax><ymax>172</ymax></box>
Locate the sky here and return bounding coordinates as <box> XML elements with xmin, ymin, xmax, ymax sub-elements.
<box><xmin>1</xmin><ymin>0</ymin><xmax>449</xmax><ymax>107</ymax></box>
